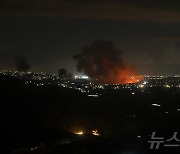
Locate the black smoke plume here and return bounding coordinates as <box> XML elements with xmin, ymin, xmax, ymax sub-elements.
<box><xmin>15</xmin><ymin>56</ymin><xmax>31</xmax><ymax>72</ymax></box>
<box><xmin>74</xmin><ymin>40</ymin><xmax>142</xmax><ymax>84</ymax></box>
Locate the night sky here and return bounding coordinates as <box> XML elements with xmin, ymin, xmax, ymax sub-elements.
<box><xmin>1</xmin><ymin>0</ymin><xmax>180</xmax><ymax>75</ymax></box>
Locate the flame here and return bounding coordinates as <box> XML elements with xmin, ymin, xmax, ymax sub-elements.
<box><xmin>74</xmin><ymin>41</ymin><xmax>144</xmax><ymax>84</ymax></box>
<box><xmin>116</xmin><ymin>67</ymin><xmax>143</xmax><ymax>84</ymax></box>
<box><xmin>95</xmin><ymin>65</ymin><xmax>143</xmax><ymax>84</ymax></box>
<box><xmin>91</xmin><ymin>129</ymin><xmax>100</xmax><ymax>136</ymax></box>
<box><xmin>74</xmin><ymin>131</ymin><xmax>84</xmax><ymax>135</ymax></box>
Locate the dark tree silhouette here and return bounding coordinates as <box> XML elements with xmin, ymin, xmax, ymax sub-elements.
<box><xmin>15</xmin><ymin>56</ymin><xmax>31</xmax><ymax>72</ymax></box>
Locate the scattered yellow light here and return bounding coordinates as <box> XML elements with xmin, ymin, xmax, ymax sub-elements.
<box><xmin>91</xmin><ymin>129</ymin><xmax>100</xmax><ymax>136</ymax></box>
<box><xmin>139</xmin><ymin>84</ymin><xmax>144</xmax><ymax>88</ymax></box>
<box><xmin>75</xmin><ymin>131</ymin><xmax>84</xmax><ymax>135</ymax></box>
<box><xmin>165</xmin><ymin>85</ymin><xmax>170</xmax><ymax>88</ymax></box>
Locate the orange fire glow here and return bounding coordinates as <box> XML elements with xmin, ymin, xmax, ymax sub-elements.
<box><xmin>95</xmin><ymin>65</ymin><xmax>143</xmax><ymax>84</ymax></box>
<box><xmin>74</xmin><ymin>41</ymin><xmax>144</xmax><ymax>84</ymax></box>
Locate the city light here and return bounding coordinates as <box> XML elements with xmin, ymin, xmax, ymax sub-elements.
<box><xmin>91</xmin><ymin>130</ymin><xmax>100</xmax><ymax>136</ymax></box>
<box><xmin>152</xmin><ymin>104</ymin><xmax>161</xmax><ymax>107</ymax></box>
<box><xmin>74</xmin><ymin>131</ymin><xmax>84</xmax><ymax>135</ymax></box>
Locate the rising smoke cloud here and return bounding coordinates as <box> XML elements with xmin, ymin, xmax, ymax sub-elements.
<box><xmin>74</xmin><ymin>40</ymin><xmax>142</xmax><ymax>84</ymax></box>
<box><xmin>15</xmin><ymin>56</ymin><xmax>31</xmax><ymax>72</ymax></box>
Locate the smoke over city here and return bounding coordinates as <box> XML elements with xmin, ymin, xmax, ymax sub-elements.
<box><xmin>74</xmin><ymin>40</ymin><xmax>142</xmax><ymax>84</ymax></box>
<box><xmin>15</xmin><ymin>56</ymin><xmax>31</xmax><ymax>72</ymax></box>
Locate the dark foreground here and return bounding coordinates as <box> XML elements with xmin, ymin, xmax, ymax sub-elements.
<box><xmin>10</xmin><ymin>134</ymin><xmax>180</xmax><ymax>154</ymax></box>
<box><xmin>1</xmin><ymin>74</ymin><xmax>180</xmax><ymax>153</ymax></box>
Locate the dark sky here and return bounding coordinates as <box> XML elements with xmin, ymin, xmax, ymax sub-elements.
<box><xmin>1</xmin><ymin>0</ymin><xmax>180</xmax><ymax>75</ymax></box>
